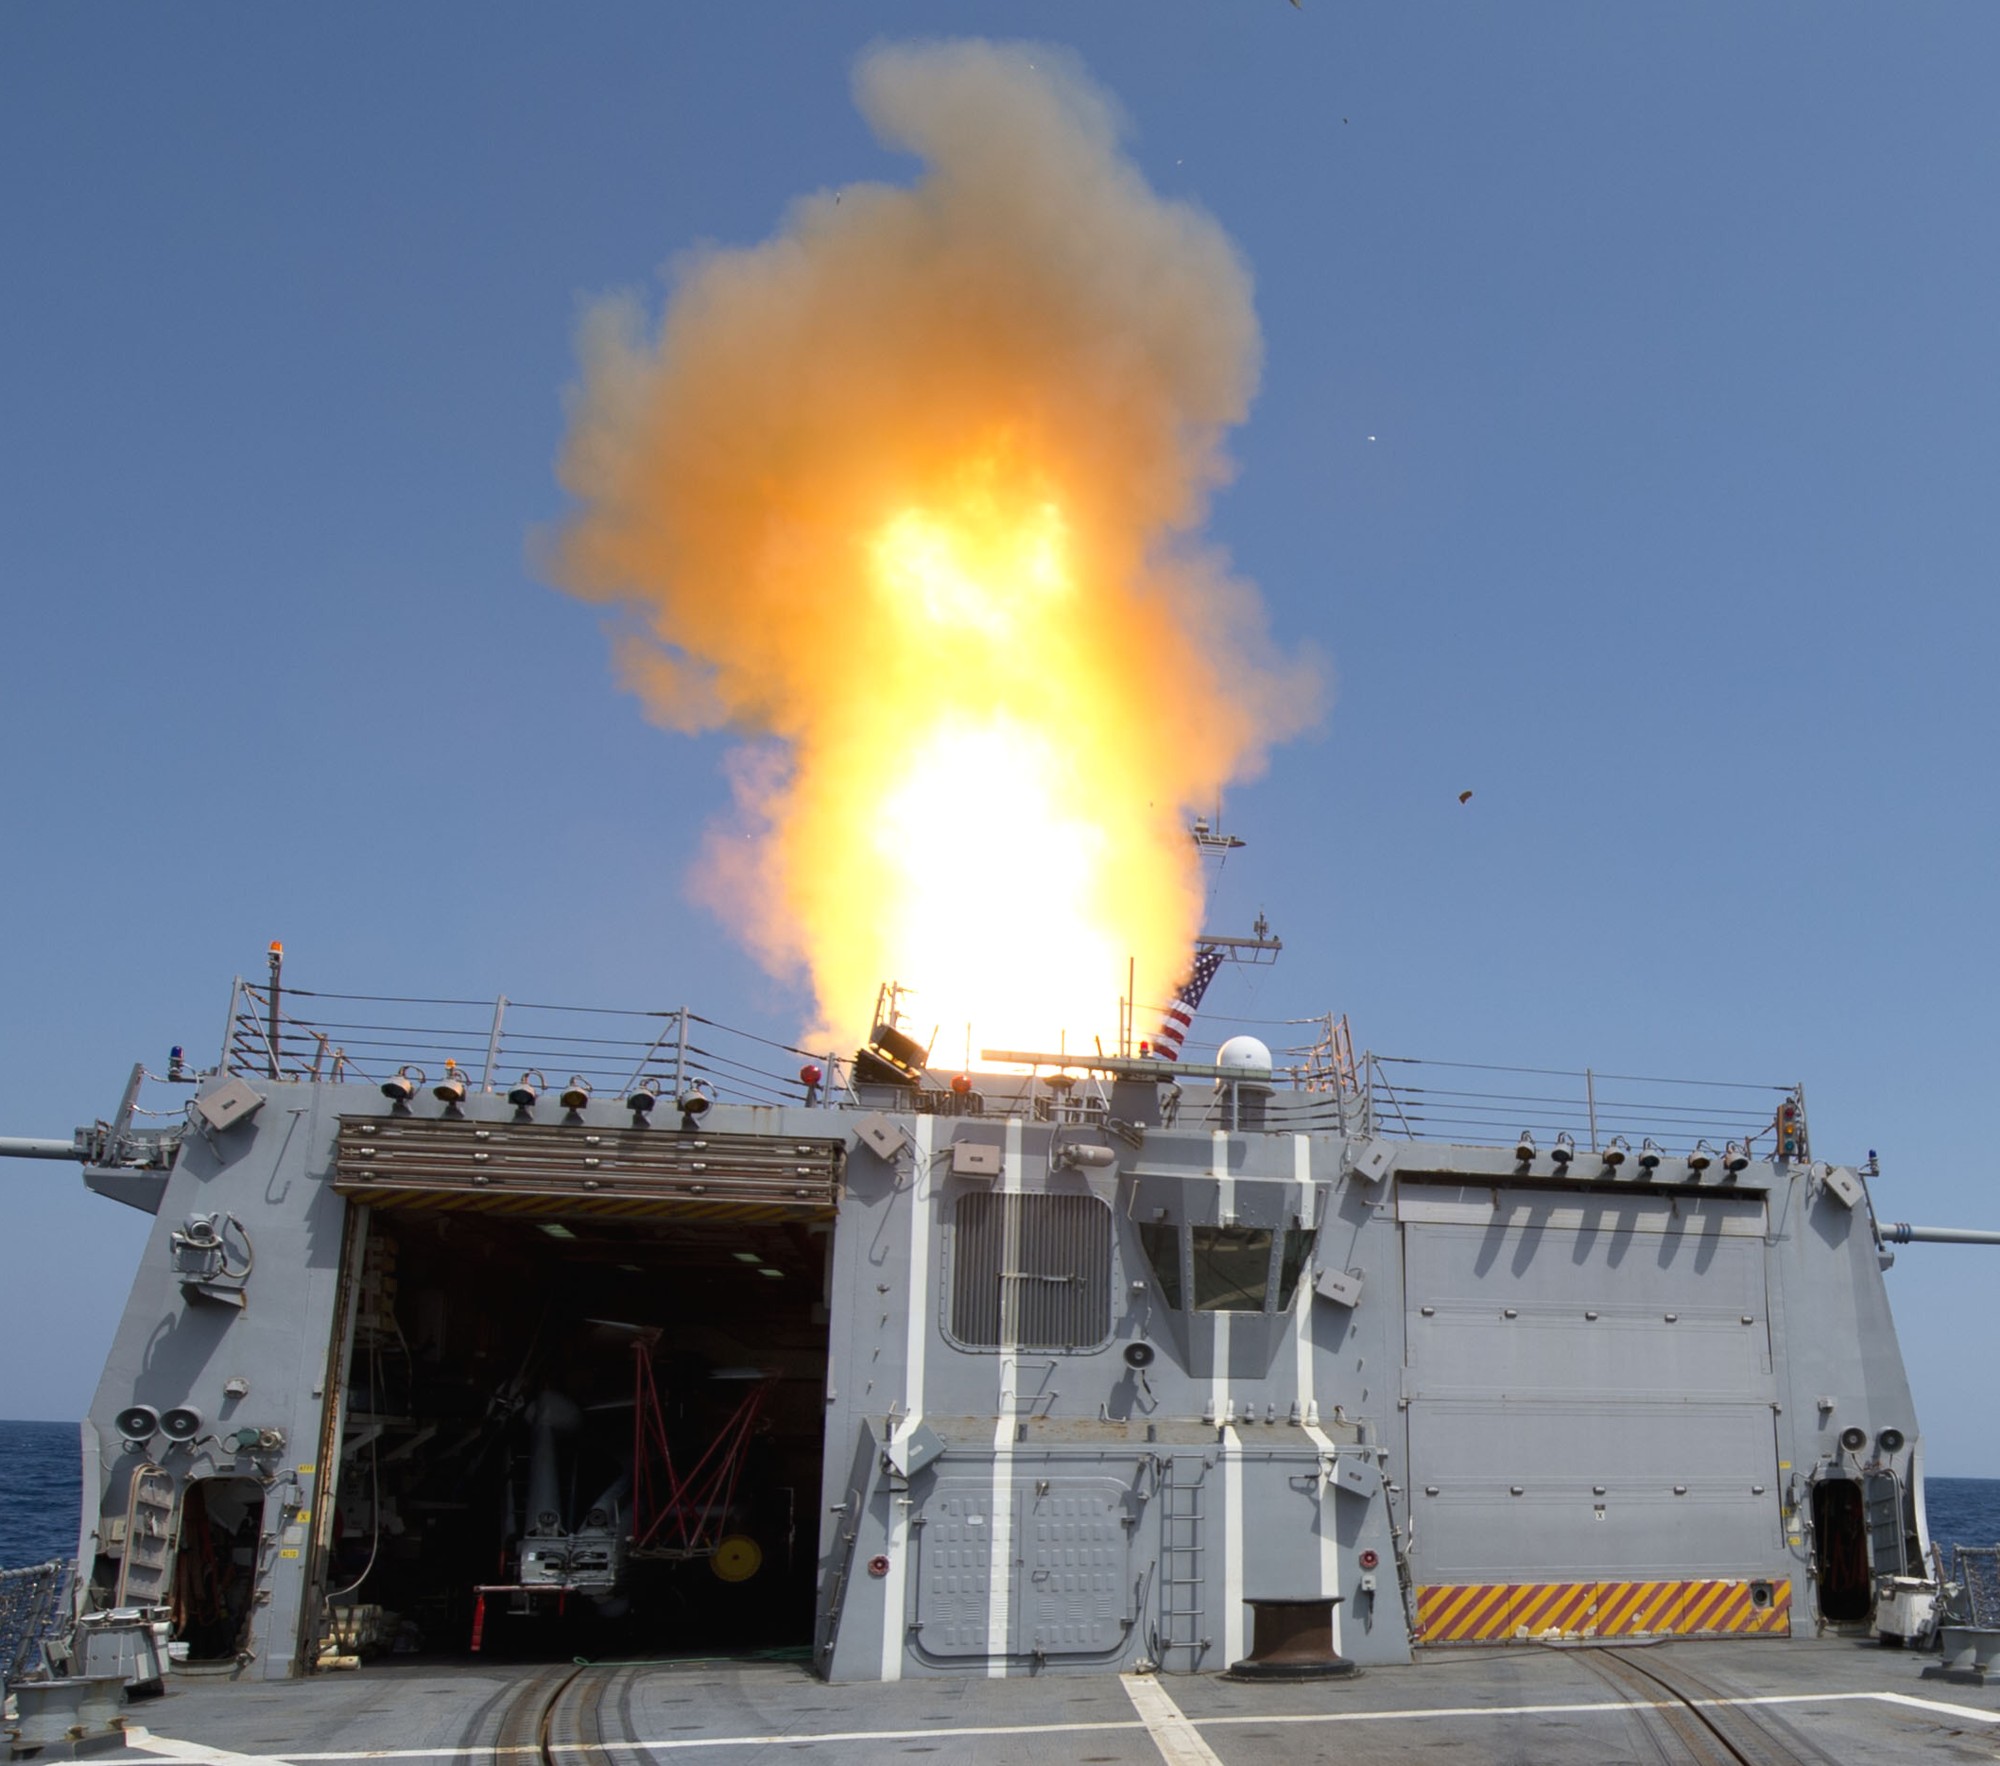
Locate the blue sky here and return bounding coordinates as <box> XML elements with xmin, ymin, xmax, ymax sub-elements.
<box><xmin>4</xmin><ymin>5</ymin><xmax>1998</xmax><ymax>1467</ymax></box>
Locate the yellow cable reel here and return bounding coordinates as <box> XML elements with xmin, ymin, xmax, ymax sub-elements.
<box><xmin>710</xmin><ymin>1534</ymin><xmax>763</xmax><ymax>1583</ymax></box>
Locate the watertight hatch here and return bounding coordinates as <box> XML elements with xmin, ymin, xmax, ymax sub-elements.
<box><xmin>913</xmin><ymin>1477</ymin><xmax>1133</xmax><ymax>1659</ymax></box>
<box><xmin>333</xmin><ymin>1117</ymin><xmax>843</xmax><ymax>1221</ymax></box>
<box><xmin>1863</xmin><ymin>1470</ymin><xmax>1908</xmax><ymax>1577</ymax></box>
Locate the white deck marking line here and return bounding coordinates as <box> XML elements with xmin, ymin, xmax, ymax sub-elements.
<box><xmin>1193</xmin><ymin>1694</ymin><xmax>1882</xmax><ymax>1727</ymax></box>
<box><xmin>251</xmin><ymin>1722</ymin><xmax>1148</xmax><ymax>1760</ymax></box>
<box><xmin>879</xmin><ymin>1113</ymin><xmax>935</xmax><ymax>1680</ymax></box>
<box><xmin>1121</xmin><ymin>1674</ymin><xmax>1227</xmax><ymax>1766</ymax></box>
<box><xmin>1867</xmin><ymin>1689</ymin><xmax>2000</xmax><ymax>1723</ymax></box>
<box><xmin>196</xmin><ymin>1687</ymin><xmax>1978</xmax><ymax>1760</ymax></box>
<box><xmin>122</xmin><ymin>1727</ymin><xmax>298</xmax><ymax>1766</ymax></box>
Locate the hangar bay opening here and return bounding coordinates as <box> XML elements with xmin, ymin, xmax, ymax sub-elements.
<box><xmin>315</xmin><ymin>1113</ymin><xmax>840</xmax><ymax>1660</ymax></box>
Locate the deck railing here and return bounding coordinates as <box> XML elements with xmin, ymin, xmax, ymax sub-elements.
<box><xmin>219</xmin><ymin>979</ymin><xmax>1808</xmax><ymax>1157</ymax></box>
<box><xmin>1347</xmin><ymin>1053</ymin><xmax>1805</xmax><ymax>1161</ymax></box>
<box><xmin>223</xmin><ymin>981</ymin><xmax>845</xmax><ymax>1111</ymax></box>
<box><xmin>0</xmin><ymin>1559</ymin><xmax>72</xmax><ymax>1686</ymax></box>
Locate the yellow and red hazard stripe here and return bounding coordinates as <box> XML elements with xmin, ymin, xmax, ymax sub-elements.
<box><xmin>1415</xmin><ymin>1578</ymin><xmax>1791</xmax><ymax>1644</ymax></box>
<box><xmin>1679</xmin><ymin>1578</ymin><xmax>1791</xmax><ymax>1636</ymax></box>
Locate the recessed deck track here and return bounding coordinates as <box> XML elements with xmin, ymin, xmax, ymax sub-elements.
<box><xmin>1573</xmin><ymin>1647</ymin><xmax>1846</xmax><ymax>1766</ymax></box>
<box><xmin>469</xmin><ymin>1662</ymin><xmax>635</xmax><ymax>1766</ymax></box>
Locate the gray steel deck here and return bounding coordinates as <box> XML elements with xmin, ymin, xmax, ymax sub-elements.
<box><xmin>122</xmin><ymin>1639</ymin><xmax>2000</xmax><ymax>1765</ymax></box>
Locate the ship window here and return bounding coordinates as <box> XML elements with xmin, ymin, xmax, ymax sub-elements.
<box><xmin>1277</xmin><ymin>1227</ymin><xmax>1317</xmax><ymax>1308</ymax></box>
<box><xmin>950</xmin><ymin>1192</ymin><xmax>1113</xmax><ymax>1351</ymax></box>
<box><xmin>1138</xmin><ymin>1222</ymin><xmax>1183</xmax><ymax>1309</ymax></box>
<box><xmin>1192</xmin><ymin>1226</ymin><xmax>1273</xmax><ymax>1312</ymax></box>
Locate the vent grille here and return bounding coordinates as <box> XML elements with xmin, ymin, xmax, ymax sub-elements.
<box><xmin>334</xmin><ymin>1117</ymin><xmax>842</xmax><ymax>1220</ymax></box>
<box><xmin>951</xmin><ymin>1192</ymin><xmax>1112</xmax><ymax>1352</ymax></box>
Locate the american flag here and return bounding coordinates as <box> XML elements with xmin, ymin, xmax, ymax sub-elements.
<box><xmin>1151</xmin><ymin>947</ymin><xmax>1224</xmax><ymax>1062</ymax></box>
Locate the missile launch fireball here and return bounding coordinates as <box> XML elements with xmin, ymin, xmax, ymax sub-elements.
<box><xmin>549</xmin><ymin>40</ymin><xmax>1317</xmax><ymax>1056</ymax></box>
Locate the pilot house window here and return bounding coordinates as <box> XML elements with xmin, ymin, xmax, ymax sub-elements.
<box><xmin>1138</xmin><ymin>1222</ymin><xmax>1183</xmax><ymax>1309</ymax></box>
<box><xmin>1277</xmin><ymin>1227</ymin><xmax>1317</xmax><ymax>1308</ymax></box>
<box><xmin>951</xmin><ymin>1192</ymin><xmax>1113</xmax><ymax>1351</ymax></box>
<box><xmin>1191</xmin><ymin>1226</ymin><xmax>1273</xmax><ymax>1312</ymax></box>
<box><xmin>1145</xmin><ymin>1222</ymin><xmax>1320</xmax><ymax>1313</ymax></box>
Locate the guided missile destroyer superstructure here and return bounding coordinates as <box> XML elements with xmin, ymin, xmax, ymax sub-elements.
<box><xmin>0</xmin><ymin>962</ymin><xmax>1959</xmax><ymax>1686</ymax></box>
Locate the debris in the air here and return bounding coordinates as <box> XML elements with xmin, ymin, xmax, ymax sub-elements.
<box><xmin>1458</xmin><ymin>790</ymin><xmax>1474</xmax><ymax>805</ymax></box>
<box><xmin>1368</xmin><ymin>434</ymin><xmax>1377</xmax><ymax>442</ymax></box>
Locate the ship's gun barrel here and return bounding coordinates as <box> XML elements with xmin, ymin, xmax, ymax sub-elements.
<box><xmin>1882</xmin><ymin>1222</ymin><xmax>2000</xmax><ymax>1246</ymax></box>
<box><xmin>0</xmin><ymin>1135</ymin><xmax>86</xmax><ymax>1161</ymax></box>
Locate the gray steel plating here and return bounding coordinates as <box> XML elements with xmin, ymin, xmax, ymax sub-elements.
<box><xmin>6</xmin><ymin>989</ymin><xmax>1934</xmax><ymax>1685</ymax></box>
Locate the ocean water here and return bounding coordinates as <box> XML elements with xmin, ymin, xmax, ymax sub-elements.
<box><xmin>1928</xmin><ymin>1477</ymin><xmax>2000</xmax><ymax>1551</ymax></box>
<box><xmin>5</xmin><ymin>1416</ymin><xmax>2000</xmax><ymax>1573</ymax></box>
<box><xmin>0</xmin><ymin>1421</ymin><xmax>80</xmax><ymax>1569</ymax></box>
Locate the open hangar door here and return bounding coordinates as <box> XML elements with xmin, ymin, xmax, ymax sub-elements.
<box><xmin>316</xmin><ymin>1115</ymin><xmax>841</xmax><ymax>1662</ymax></box>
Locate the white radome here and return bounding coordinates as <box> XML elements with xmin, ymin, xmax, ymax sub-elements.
<box><xmin>1215</xmin><ymin>1034</ymin><xmax>1273</xmax><ymax>1072</ymax></box>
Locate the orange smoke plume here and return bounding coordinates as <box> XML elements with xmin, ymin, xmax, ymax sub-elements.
<box><xmin>550</xmin><ymin>40</ymin><xmax>1317</xmax><ymax>1057</ymax></box>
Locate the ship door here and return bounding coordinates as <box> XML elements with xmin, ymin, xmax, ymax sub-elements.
<box><xmin>1811</xmin><ymin>1479</ymin><xmax>1871</xmax><ymax>1622</ymax></box>
<box><xmin>1862</xmin><ymin>1469</ymin><xmax>1909</xmax><ymax>1577</ymax></box>
<box><xmin>172</xmin><ymin>1477</ymin><xmax>267</xmax><ymax>1662</ymax></box>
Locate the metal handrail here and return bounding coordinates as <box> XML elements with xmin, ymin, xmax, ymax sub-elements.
<box><xmin>215</xmin><ymin>978</ymin><xmax>1809</xmax><ymax>1150</ymax></box>
<box><xmin>224</xmin><ymin>982</ymin><xmax>843</xmax><ymax>1110</ymax></box>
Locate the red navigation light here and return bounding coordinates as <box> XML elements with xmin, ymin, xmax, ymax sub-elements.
<box><xmin>799</xmin><ymin>1063</ymin><xmax>824</xmax><ymax>1087</ymax></box>
<box><xmin>951</xmin><ymin>1072</ymin><xmax>973</xmax><ymax>1095</ymax></box>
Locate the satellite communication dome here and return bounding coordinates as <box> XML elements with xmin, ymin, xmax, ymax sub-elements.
<box><xmin>1215</xmin><ymin>1034</ymin><xmax>1274</xmax><ymax>1073</ymax></box>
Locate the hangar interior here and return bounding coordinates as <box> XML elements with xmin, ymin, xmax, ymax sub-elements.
<box><xmin>325</xmin><ymin>1202</ymin><xmax>832</xmax><ymax>1658</ymax></box>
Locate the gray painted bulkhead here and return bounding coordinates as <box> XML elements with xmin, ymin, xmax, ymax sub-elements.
<box><xmin>75</xmin><ymin>1068</ymin><xmax>1921</xmax><ymax>1679</ymax></box>
<box><xmin>81</xmin><ymin>1083</ymin><xmax>355</xmax><ymax>1676</ymax></box>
